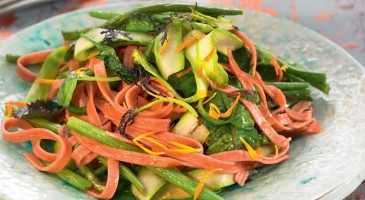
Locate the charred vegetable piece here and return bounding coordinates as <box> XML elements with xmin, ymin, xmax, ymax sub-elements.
<box><xmin>13</xmin><ymin>100</ymin><xmax>63</xmax><ymax>119</ymax></box>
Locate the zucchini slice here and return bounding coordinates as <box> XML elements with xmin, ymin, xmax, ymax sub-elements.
<box><xmin>131</xmin><ymin>168</ymin><xmax>167</xmax><ymax>200</ymax></box>
<box><xmin>154</xmin><ymin>23</ymin><xmax>185</xmax><ymax>80</ymax></box>
<box><xmin>74</xmin><ymin>28</ymin><xmax>152</xmax><ymax>61</ymax></box>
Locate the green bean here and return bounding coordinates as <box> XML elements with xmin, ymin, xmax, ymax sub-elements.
<box><xmin>66</xmin><ymin>117</ymin><xmax>141</xmax><ymax>152</ymax></box>
<box><xmin>62</xmin><ymin>30</ymin><xmax>85</xmax><ymax>41</ymax></box>
<box><xmin>62</xmin><ymin>14</ymin><xmax>125</xmax><ymax>40</ymax></box>
<box><xmin>78</xmin><ymin>165</ymin><xmax>105</xmax><ymax>192</ymax></box>
<box><xmin>265</xmin><ymin>82</ymin><xmax>312</xmax><ymax>102</ymax></box>
<box><xmin>67</xmin><ymin>104</ymin><xmax>87</xmax><ymax>115</ymax></box>
<box><xmin>126</xmin><ymin>4</ymin><xmax>242</xmax><ymax>17</ymax></box>
<box><xmin>32</xmin><ymin>119</ymin><xmax>137</xmax><ymax>193</ymax></box>
<box><xmin>255</xmin><ymin>45</ymin><xmax>271</xmax><ymax>62</ymax></box>
<box><xmin>94</xmin><ymin>165</ymin><xmax>108</xmax><ymax>176</ymax></box>
<box><xmin>264</xmin><ymin>82</ymin><xmax>310</xmax><ymax>90</ymax></box>
<box><xmin>255</xmin><ymin>45</ymin><xmax>330</xmax><ymax>94</ymax></box>
<box><xmin>282</xmin><ymin>89</ymin><xmax>312</xmax><ymax>99</ymax></box>
<box><xmin>153</xmin><ymin>16</ymin><xmax>215</xmax><ymax>32</ymax></box>
<box><xmin>24</xmin><ymin>46</ymin><xmax>68</xmax><ymax>102</ymax></box>
<box><xmin>89</xmin><ymin>10</ymin><xmax>121</xmax><ymax>20</ymax></box>
<box><xmin>55</xmin><ymin>168</ymin><xmax>93</xmax><ymax>191</ymax></box>
<box><xmin>283</xmin><ymin>64</ymin><xmax>330</xmax><ymax>94</ymax></box>
<box><xmin>147</xmin><ymin>167</ymin><xmax>224</xmax><ymax>200</ymax></box>
<box><xmin>27</xmin><ymin>118</ymin><xmax>62</xmax><ymax>133</ymax></box>
<box><xmin>6</xmin><ymin>54</ymin><xmax>21</xmax><ymax>63</ymax></box>
<box><xmin>97</xmin><ymin>156</ymin><xmax>146</xmax><ymax>194</ymax></box>
<box><xmin>62</xmin><ymin>4</ymin><xmax>243</xmax><ymax>40</ymax></box>
<box><xmin>66</xmin><ymin>117</ymin><xmax>222</xmax><ymax>199</ymax></box>
<box><xmin>284</xmin><ymin>73</ymin><xmax>305</xmax><ymax>83</ymax></box>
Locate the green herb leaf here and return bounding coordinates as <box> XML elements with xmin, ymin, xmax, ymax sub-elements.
<box><xmin>203</xmin><ymin>92</ymin><xmax>261</xmax><ymax>154</ymax></box>
<box><xmin>57</xmin><ymin>74</ymin><xmax>78</xmax><ymax>107</ymax></box>
<box><xmin>218</xmin><ymin>47</ymin><xmax>251</xmax><ymax>73</ymax></box>
<box><xmin>64</xmin><ymin>44</ymin><xmax>75</xmax><ymax>62</ymax></box>
<box><xmin>80</xmin><ymin>33</ymin><xmax>135</xmax><ymax>84</ymax></box>
<box><xmin>57</xmin><ymin>69</ymin><xmax>121</xmax><ymax>107</ymax></box>
<box><xmin>168</xmin><ymin>70</ymin><xmax>197</xmax><ymax>97</ymax></box>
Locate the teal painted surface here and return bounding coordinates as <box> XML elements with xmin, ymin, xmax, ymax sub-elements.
<box><xmin>0</xmin><ymin>1</ymin><xmax>365</xmax><ymax>199</ymax></box>
<box><xmin>300</xmin><ymin>177</ymin><xmax>316</xmax><ymax>185</ymax></box>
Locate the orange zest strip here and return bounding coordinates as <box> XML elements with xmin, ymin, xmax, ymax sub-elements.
<box><xmin>132</xmin><ymin>131</ymin><xmax>165</xmax><ymax>155</ymax></box>
<box><xmin>208</xmin><ymin>103</ymin><xmax>221</xmax><ymax>120</ymax></box>
<box><xmin>175</xmin><ymin>35</ymin><xmax>201</xmax><ymax>54</ymax></box>
<box><xmin>134</xmin><ymin>134</ymin><xmax>200</xmax><ymax>155</ymax></box>
<box><xmin>281</xmin><ymin>65</ymin><xmax>287</xmax><ymax>72</ymax></box>
<box><xmin>5</xmin><ymin>103</ymin><xmax>13</xmax><ymax>119</ymax></box>
<box><xmin>173</xmin><ymin>106</ymin><xmax>188</xmax><ymax>113</ymax></box>
<box><xmin>197</xmin><ymin>66</ymin><xmax>204</xmax><ymax>77</ymax></box>
<box><xmin>274</xmin><ymin>144</ymin><xmax>279</xmax><ymax>158</ymax></box>
<box><xmin>176</xmin><ymin>67</ymin><xmax>193</xmax><ymax>78</ymax></box>
<box><xmin>75</xmin><ymin>67</ymin><xmax>87</xmax><ymax>77</ymax></box>
<box><xmin>269</xmin><ymin>53</ymin><xmax>280</xmax><ymax>76</ymax></box>
<box><xmin>256</xmin><ymin>147</ymin><xmax>262</xmax><ymax>156</ymax></box>
<box><xmin>132</xmin><ymin>139</ymin><xmax>164</xmax><ymax>156</ymax></box>
<box><xmin>38</xmin><ymin>79</ymin><xmax>57</xmax><ymax>84</ymax></box>
<box><xmin>240</xmin><ymin>137</ymin><xmax>260</xmax><ymax>160</ymax></box>
<box><xmin>134</xmin><ymin>131</ymin><xmax>159</xmax><ymax>140</ymax></box>
<box><xmin>139</xmin><ymin>136</ymin><xmax>165</xmax><ymax>148</ymax></box>
<box><xmin>168</xmin><ymin>148</ymin><xmax>200</xmax><ymax>154</ymax></box>
<box><xmin>162</xmin><ymin>193</ymin><xmax>171</xmax><ymax>199</ymax></box>
<box><xmin>203</xmin><ymin>48</ymin><xmax>216</xmax><ymax>63</ymax></box>
<box><xmin>169</xmin><ymin>141</ymin><xmax>200</xmax><ymax>152</ymax></box>
<box><xmin>220</xmin><ymin>95</ymin><xmax>241</xmax><ymax>118</ymax></box>
<box><xmin>202</xmin><ymin>92</ymin><xmax>217</xmax><ymax>105</ymax></box>
<box><xmin>209</xmin><ymin>95</ymin><xmax>240</xmax><ymax>119</ymax></box>
<box><xmin>196</xmin><ymin>90</ymin><xmax>208</xmax><ymax>99</ymax></box>
<box><xmin>159</xmin><ymin>35</ymin><xmax>170</xmax><ymax>55</ymax></box>
<box><xmin>193</xmin><ymin>168</ymin><xmax>223</xmax><ymax>200</ymax></box>
<box><xmin>198</xmin><ymin>48</ymin><xmax>216</xmax><ymax>77</ymax></box>
<box><xmin>5</xmin><ymin>102</ymin><xmax>27</xmax><ymax>107</ymax></box>
<box><xmin>4</xmin><ymin>102</ymin><xmax>27</xmax><ymax>119</ymax></box>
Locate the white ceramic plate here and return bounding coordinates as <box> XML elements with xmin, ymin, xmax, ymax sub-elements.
<box><xmin>1</xmin><ymin>1</ymin><xmax>365</xmax><ymax>199</ymax></box>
